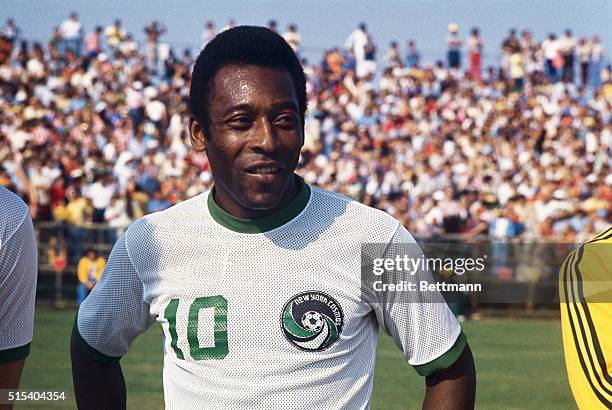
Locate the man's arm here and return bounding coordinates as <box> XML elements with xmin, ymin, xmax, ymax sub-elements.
<box><xmin>0</xmin><ymin>191</ymin><xmax>37</xmax><ymax>402</ymax></box>
<box><xmin>0</xmin><ymin>360</ymin><xmax>25</xmax><ymax>410</ymax></box>
<box><xmin>423</xmin><ymin>344</ymin><xmax>476</xmax><ymax>410</ymax></box>
<box><xmin>365</xmin><ymin>223</ymin><xmax>476</xmax><ymax>409</ymax></box>
<box><xmin>0</xmin><ymin>360</ymin><xmax>24</xmax><ymax>389</ymax></box>
<box><xmin>69</xmin><ymin>230</ymin><xmax>153</xmax><ymax>410</ymax></box>
<box><xmin>70</xmin><ymin>326</ymin><xmax>126</xmax><ymax>410</ymax></box>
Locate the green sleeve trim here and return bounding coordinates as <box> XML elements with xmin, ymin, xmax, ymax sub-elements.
<box><xmin>0</xmin><ymin>343</ymin><xmax>30</xmax><ymax>363</ymax></box>
<box><xmin>73</xmin><ymin>316</ymin><xmax>121</xmax><ymax>364</ymax></box>
<box><xmin>413</xmin><ymin>331</ymin><xmax>467</xmax><ymax>377</ymax></box>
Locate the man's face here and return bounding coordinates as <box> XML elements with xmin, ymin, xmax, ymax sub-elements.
<box><xmin>190</xmin><ymin>64</ymin><xmax>303</xmax><ymax>216</ymax></box>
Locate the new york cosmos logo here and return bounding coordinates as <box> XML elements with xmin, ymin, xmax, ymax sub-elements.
<box><xmin>280</xmin><ymin>291</ymin><xmax>344</xmax><ymax>351</ymax></box>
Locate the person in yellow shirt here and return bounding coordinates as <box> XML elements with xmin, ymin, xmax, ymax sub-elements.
<box><xmin>76</xmin><ymin>249</ymin><xmax>106</xmax><ymax>306</ymax></box>
<box><xmin>104</xmin><ymin>19</ymin><xmax>126</xmax><ymax>51</ymax></box>
<box><xmin>560</xmin><ymin>226</ymin><xmax>612</xmax><ymax>409</ymax></box>
<box><xmin>65</xmin><ymin>193</ymin><xmax>92</xmax><ymax>226</ymax></box>
<box><xmin>65</xmin><ymin>190</ymin><xmax>92</xmax><ymax>263</ymax></box>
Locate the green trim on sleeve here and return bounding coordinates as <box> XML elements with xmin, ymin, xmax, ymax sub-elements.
<box><xmin>0</xmin><ymin>343</ymin><xmax>30</xmax><ymax>363</ymax></box>
<box><xmin>413</xmin><ymin>331</ymin><xmax>468</xmax><ymax>377</ymax></box>
<box><xmin>207</xmin><ymin>174</ymin><xmax>311</xmax><ymax>234</ymax></box>
<box><xmin>73</xmin><ymin>317</ymin><xmax>121</xmax><ymax>364</ymax></box>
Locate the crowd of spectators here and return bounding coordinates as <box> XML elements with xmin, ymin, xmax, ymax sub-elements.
<box><xmin>0</xmin><ymin>15</ymin><xmax>610</xmax><ymax>256</ymax></box>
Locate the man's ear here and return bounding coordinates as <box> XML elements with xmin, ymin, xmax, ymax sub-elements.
<box><xmin>189</xmin><ymin>117</ymin><xmax>207</xmax><ymax>152</ymax></box>
<box><xmin>299</xmin><ymin>120</ymin><xmax>305</xmax><ymax>148</ymax></box>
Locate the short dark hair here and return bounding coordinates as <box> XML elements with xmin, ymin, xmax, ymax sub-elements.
<box><xmin>189</xmin><ymin>25</ymin><xmax>307</xmax><ymax>134</ymax></box>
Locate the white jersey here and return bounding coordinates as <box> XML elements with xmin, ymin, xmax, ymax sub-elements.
<box><xmin>77</xmin><ymin>176</ymin><xmax>464</xmax><ymax>409</ymax></box>
<box><xmin>0</xmin><ymin>186</ymin><xmax>37</xmax><ymax>362</ymax></box>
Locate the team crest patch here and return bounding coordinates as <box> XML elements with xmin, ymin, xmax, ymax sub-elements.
<box><xmin>281</xmin><ymin>291</ymin><xmax>344</xmax><ymax>351</ymax></box>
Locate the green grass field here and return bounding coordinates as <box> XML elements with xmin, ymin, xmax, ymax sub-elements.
<box><xmin>17</xmin><ymin>307</ymin><xmax>574</xmax><ymax>409</ymax></box>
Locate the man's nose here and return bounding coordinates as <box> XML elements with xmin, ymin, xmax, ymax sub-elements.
<box><xmin>251</xmin><ymin>117</ymin><xmax>278</xmax><ymax>153</ymax></box>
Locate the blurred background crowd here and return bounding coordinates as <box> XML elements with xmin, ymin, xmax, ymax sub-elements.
<box><xmin>1</xmin><ymin>14</ymin><xmax>610</xmax><ymax>261</ymax></box>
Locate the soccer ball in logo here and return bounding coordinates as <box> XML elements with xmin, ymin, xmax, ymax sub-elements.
<box><xmin>301</xmin><ymin>311</ymin><xmax>324</xmax><ymax>332</ymax></box>
<box><xmin>281</xmin><ymin>291</ymin><xmax>344</xmax><ymax>351</ymax></box>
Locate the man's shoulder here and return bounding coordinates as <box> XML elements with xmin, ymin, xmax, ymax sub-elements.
<box><xmin>0</xmin><ymin>186</ymin><xmax>28</xmax><ymax>215</ymax></box>
<box><xmin>309</xmin><ymin>185</ymin><xmax>400</xmax><ymax>236</ymax></box>
<box><xmin>580</xmin><ymin>227</ymin><xmax>612</xmax><ymax>276</ymax></box>
<box><xmin>0</xmin><ymin>186</ymin><xmax>30</xmax><ymax>245</ymax></box>
<box><xmin>124</xmin><ymin>192</ymin><xmax>209</xmax><ymax>241</ymax></box>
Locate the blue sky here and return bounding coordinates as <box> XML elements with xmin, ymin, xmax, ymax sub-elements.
<box><xmin>4</xmin><ymin>0</ymin><xmax>611</xmax><ymax>67</ymax></box>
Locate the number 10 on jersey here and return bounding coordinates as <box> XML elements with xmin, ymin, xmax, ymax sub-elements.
<box><xmin>164</xmin><ymin>296</ymin><xmax>229</xmax><ymax>360</ymax></box>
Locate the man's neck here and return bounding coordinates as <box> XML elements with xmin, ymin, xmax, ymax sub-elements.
<box><xmin>213</xmin><ymin>178</ymin><xmax>299</xmax><ymax>220</ymax></box>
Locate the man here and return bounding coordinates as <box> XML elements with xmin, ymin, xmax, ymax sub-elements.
<box><xmin>282</xmin><ymin>24</ymin><xmax>301</xmax><ymax>54</ymax></box>
<box><xmin>104</xmin><ymin>19</ymin><xmax>126</xmax><ymax>52</ymax></box>
<box><xmin>143</xmin><ymin>20</ymin><xmax>167</xmax><ymax>74</ymax></box>
<box><xmin>385</xmin><ymin>40</ymin><xmax>401</xmax><ymax>69</ymax></box>
<box><xmin>87</xmin><ymin>174</ymin><xmax>115</xmax><ymax>224</ymax></box>
<box><xmin>501</xmin><ymin>29</ymin><xmax>520</xmax><ymax>76</ymax></box>
<box><xmin>559</xmin><ymin>29</ymin><xmax>577</xmax><ymax>83</ymax></box>
<box><xmin>589</xmin><ymin>35</ymin><xmax>604</xmax><ymax>89</ymax></box>
<box><xmin>0</xmin><ymin>18</ymin><xmax>20</xmax><ymax>64</ymax></box>
<box><xmin>84</xmin><ymin>26</ymin><xmax>103</xmax><ymax>58</ymax></box>
<box><xmin>560</xmin><ymin>226</ymin><xmax>612</xmax><ymax>409</ymax></box>
<box><xmin>467</xmin><ymin>28</ymin><xmax>482</xmax><ymax>82</ymax></box>
<box><xmin>267</xmin><ymin>19</ymin><xmax>278</xmax><ymax>33</ymax></box>
<box><xmin>0</xmin><ymin>186</ymin><xmax>38</xmax><ymax>392</ymax></box>
<box><xmin>345</xmin><ymin>22</ymin><xmax>369</xmax><ymax>78</ymax></box>
<box><xmin>542</xmin><ymin>33</ymin><xmax>560</xmax><ymax>83</ymax></box>
<box><xmin>577</xmin><ymin>37</ymin><xmax>591</xmax><ymax>87</ymax></box>
<box><xmin>72</xmin><ymin>26</ymin><xmax>475</xmax><ymax>409</ymax></box>
<box><xmin>1</xmin><ymin>18</ymin><xmax>20</xmax><ymax>47</ymax></box>
<box><xmin>221</xmin><ymin>19</ymin><xmax>236</xmax><ymax>32</ymax></box>
<box><xmin>405</xmin><ymin>40</ymin><xmax>420</xmax><ymax>69</ymax></box>
<box><xmin>201</xmin><ymin>20</ymin><xmax>216</xmax><ymax>48</ymax></box>
<box><xmin>59</xmin><ymin>12</ymin><xmax>83</xmax><ymax>57</ymax></box>
<box><xmin>446</xmin><ymin>23</ymin><xmax>462</xmax><ymax>70</ymax></box>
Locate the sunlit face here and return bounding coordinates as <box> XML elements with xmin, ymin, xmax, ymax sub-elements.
<box><xmin>190</xmin><ymin>64</ymin><xmax>303</xmax><ymax>218</ymax></box>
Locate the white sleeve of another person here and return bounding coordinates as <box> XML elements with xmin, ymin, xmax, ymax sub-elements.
<box><xmin>0</xmin><ymin>193</ymin><xmax>37</xmax><ymax>358</ymax></box>
<box><xmin>76</xmin><ymin>232</ymin><xmax>154</xmax><ymax>360</ymax></box>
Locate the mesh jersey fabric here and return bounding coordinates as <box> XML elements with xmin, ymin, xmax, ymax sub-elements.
<box><xmin>0</xmin><ymin>186</ymin><xmax>37</xmax><ymax>358</ymax></box>
<box><xmin>77</xmin><ymin>183</ymin><xmax>462</xmax><ymax>409</ymax></box>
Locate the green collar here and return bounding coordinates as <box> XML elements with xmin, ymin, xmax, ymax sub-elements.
<box><xmin>207</xmin><ymin>174</ymin><xmax>311</xmax><ymax>234</ymax></box>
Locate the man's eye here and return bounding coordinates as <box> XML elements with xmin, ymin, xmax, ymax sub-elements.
<box><xmin>275</xmin><ymin>115</ymin><xmax>298</xmax><ymax>127</ymax></box>
<box><xmin>228</xmin><ymin>116</ymin><xmax>252</xmax><ymax>128</ymax></box>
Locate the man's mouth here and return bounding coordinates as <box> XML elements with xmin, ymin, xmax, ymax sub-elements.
<box><xmin>243</xmin><ymin>162</ymin><xmax>286</xmax><ymax>184</ymax></box>
<box><xmin>247</xmin><ymin>167</ymin><xmax>281</xmax><ymax>174</ymax></box>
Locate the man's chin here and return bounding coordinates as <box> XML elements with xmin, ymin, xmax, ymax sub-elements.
<box><xmin>239</xmin><ymin>173</ymin><xmax>294</xmax><ymax>208</ymax></box>
<box><xmin>239</xmin><ymin>180</ymin><xmax>297</xmax><ymax>213</ymax></box>
<box><xmin>240</xmin><ymin>192</ymin><xmax>285</xmax><ymax>213</ymax></box>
